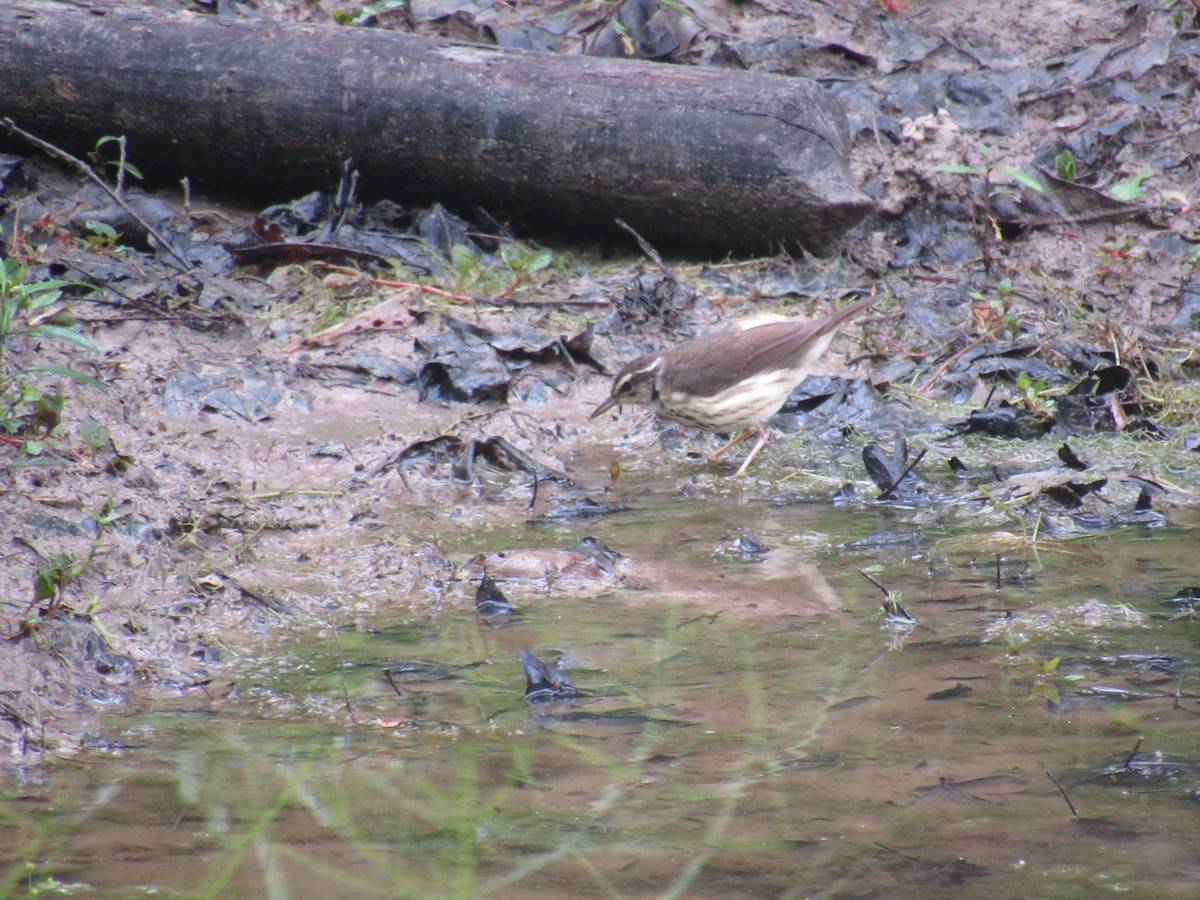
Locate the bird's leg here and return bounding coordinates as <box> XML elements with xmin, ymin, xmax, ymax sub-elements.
<box><xmin>704</xmin><ymin>427</ymin><xmax>756</xmax><ymax>464</ymax></box>
<box><xmin>732</xmin><ymin>425</ymin><xmax>771</xmax><ymax>477</ymax></box>
<box><xmin>703</xmin><ymin>424</ymin><xmax>772</xmax><ymax>476</ymax></box>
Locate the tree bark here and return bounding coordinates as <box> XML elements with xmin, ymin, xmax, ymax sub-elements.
<box><xmin>0</xmin><ymin>2</ymin><xmax>872</xmax><ymax>256</ymax></box>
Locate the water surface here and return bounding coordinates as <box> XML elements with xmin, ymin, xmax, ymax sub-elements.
<box><xmin>3</xmin><ymin>484</ymin><xmax>1198</xmax><ymax>898</ymax></box>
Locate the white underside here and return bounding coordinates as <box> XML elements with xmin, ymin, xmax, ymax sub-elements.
<box><xmin>657</xmin><ymin>349</ymin><xmax>830</xmax><ymax>432</ymax></box>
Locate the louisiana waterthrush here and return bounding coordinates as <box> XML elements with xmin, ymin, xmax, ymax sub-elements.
<box><xmin>590</xmin><ymin>295</ymin><xmax>876</xmax><ymax>476</ymax></box>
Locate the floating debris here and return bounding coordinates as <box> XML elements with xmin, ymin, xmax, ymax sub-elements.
<box><xmin>983</xmin><ymin>598</ymin><xmax>1145</xmax><ymax>642</ymax></box>
<box><xmin>713</xmin><ymin>526</ymin><xmax>772</xmax><ymax>562</ymax></box>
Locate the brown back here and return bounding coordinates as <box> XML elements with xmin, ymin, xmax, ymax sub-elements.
<box><xmin>660</xmin><ymin>295</ymin><xmax>875</xmax><ymax>398</ymax></box>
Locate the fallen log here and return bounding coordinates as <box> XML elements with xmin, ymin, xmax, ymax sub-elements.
<box><xmin>0</xmin><ymin>3</ymin><xmax>872</xmax><ymax>256</ymax></box>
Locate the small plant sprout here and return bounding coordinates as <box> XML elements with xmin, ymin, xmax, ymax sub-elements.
<box><xmin>500</xmin><ymin>244</ymin><xmax>553</xmax><ymax>277</ymax></box>
<box><xmin>1096</xmin><ymin>233</ymin><xmax>1145</xmax><ymax>277</ymax></box>
<box><xmin>83</xmin><ymin>219</ymin><xmax>122</xmax><ymax>251</ymax></box>
<box><xmin>934</xmin><ymin>143</ymin><xmax>1045</xmax><ymax>272</ymax></box>
<box><xmin>0</xmin><ymin>258</ymin><xmax>105</xmax><ymax>463</ymax></box>
<box><xmin>970</xmin><ymin>277</ymin><xmax>1021</xmax><ymax>338</ymax></box>
<box><xmin>5</xmin><ymin>498</ymin><xmax>125</xmax><ymax>642</ymax></box>
<box><xmin>1109</xmin><ymin>168</ymin><xmax>1158</xmax><ymax>202</ymax></box>
<box><xmin>1054</xmin><ymin>150</ymin><xmax>1076</xmax><ymax>181</ymax></box>
<box><xmin>1014</xmin><ymin>371</ymin><xmax>1057</xmax><ymax>416</ymax></box>
<box><xmin>934</xmin><ymin>142</ymin><xmax>1046</xmax><ymax>197</ymax></box>
<box><xmin>443</xmin><ymin>240</ymin><xmax>558</xmax><ymax>299</ymax></box>
<box><xmin>1026</xmin><ymin>655</ymin><xmax>1062</xmax><ymax>704</ymax></box>
<box><xmin>89</xmin><ymin>134</ymin><xmax>143</xmax><ymax>197</ymax></box>
<box><xmin>1029</xmin><ymin>655</ymin><xmax>1060</xmax><ymax>677</ymax></box>
<box><xmin>1006</xmin><ymin>637</ymin><xmax>1024</xmax><ymax>662</ymax></box>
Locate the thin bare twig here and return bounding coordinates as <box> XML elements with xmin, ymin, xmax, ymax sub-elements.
<box><xmin>916</xmin><ymin>336</ymin><xmax>986</xmax><ymax>393</ymax></box>
<box><xmin>1</xmin><ymin>117</ymin><xmax>195</xmax><ymax>273</ymax></box>
<box><xmin>857</xmin><ymin>567</ymin><xmax>891</xmax><ymax>598</ymax></box>
<box><xmin>1044</xmin><ymin>766</ymin><xmax>1079</xmax><ymax>820</ymax></box>
<box><xmin>1121</xmin><ymin>737</ymin><xmax>1144</xmax><ymax>772</ymax></box>
<box><xmin>615</xmin><ymin>217</ymin><xmax>677</xmax><ymax>283</ymax></box>
<box><xmin>332</xmin><ymin>627</ymin><xmax>356</xmax><ymax>723</ymax></box>
<box><xmin>879</xmin><ymin>447</ymin><xmax>927</xmax><ymax>500</ymax></box>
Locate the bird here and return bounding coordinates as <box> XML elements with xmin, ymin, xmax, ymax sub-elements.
<box><xmin>589</xmin><ymin>295</ymin><xmax>876</xmax><ymax>476</ymax></box>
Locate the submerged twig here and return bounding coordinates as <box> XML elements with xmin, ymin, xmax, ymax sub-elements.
<box><xmin>332</xmin><ymin>628</ymin><xmax>356</xmax><ymax>722</ymax></box>
<box><xmin>383</xmin><ymin>668</ymin><xmax>405</xmax><ymax>699</ymax></box>
<box><xmin>878</xmin><ymin>447</ymin><xmax>927</xmax><ymax>499</ymax></box>
<box><xmin>1121</xmin><ymin>737</ymin><xmax>1144</xmax><ymax>772</ymax></box>
<box><xmin>676</xmin><ymin>611</ymin><xmax>722</xmax><ymax>628</ymax></box>
<box><xmin>857</xmin><ymin>567</ymin><xmax>891</xmax><ymax>598</ymax></box>
<box><xmin>1044</xmin><ymin>766</ymin><xmax>1079</xmax><ymax>820</ymax></box>
<box><xmin>858</xmin><ymin>568</ymin><xmax>917</xmax><ymax>626</ymax></box>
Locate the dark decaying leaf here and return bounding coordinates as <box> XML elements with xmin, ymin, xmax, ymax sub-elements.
<box><xmin>1056</xmin><ymin>362</ymin><xmax>1164</xmax><ymax>435</ymax></box>
<box><xmin>567</xmin><ymin>536</ymin><xmax>624</xmax><ymax>577</ymax></box>
<box><xmin>1008</xmin><ymin>168</ymin><xmax>1147</xmax><ymax>229</ymax></box>
<box><xmin>161</xmin><ymin>366</ymin><xmax>284</xmax><ymax>421</ymax></box>
<box><xmin>586</xmin><ymin>0</ymin><xmax>702</xmax><ymax>62</ymax></box>
<box><xmin>378</xmin><ymin>433</ymin><xmax>582</xmax><ymax>489</ymax></box>
<box><xmin>926</xmin><ymin>682</ymin><xmax>973</xmax><ymax>701</ymax></box>
<box><xmin>416</xmin><ymin>315</ymin><xmax>603</xmax><ymax>404</ymax></box>
<box><xmin>952</xmin><ymin>341</ymin><xmax>1066</xmax><ymax>384</ymax></box>
<box><xmin>1058</xmin><ymin>442</ymin><xmax>1088</xmax><ymax>470</ymax></box>
<box><xmin>535</xmin><ymin>497</ymin><xmax>626</xmax><ymax>522</ymax></box>
<box><xmin>1041</xmin><ymin>478</ymin><xmax>1107</xmax><ymax>508</ymax></box>
<box><xmin>715</xmin><ymin>526</ymin><xmax>772</xmax><ymax>561</ymax></box>
<box><xmin>862</xmin><ymin>442</ymin><xmax>902</xmax><ymax>493</ymax></box>
<box><xmin>416</xmin><ymin>202</ymin><xmax>475</xmax><ymax>257</ymax></box>
<box><xmin>1071</xmin><ymin>365</ymin><xmax>1133</xmax><ymax>397</ymax></box>
<box><xmin>229</xmin><ymin>240</ymin><xmax>389</xmax><ymax>268</ymax></box>
<box><xmin>478</xmin><ymin>437</ymin><xmax>562</xmax><ymax>481</ymax></box>
<box><xmin>0</xmin><ymin>152</ymin><xmax>28</xmax><ymax>191</ymax></box>
<box><xmin>520</xmin><ymin>649</ymin><xmax>578</xmax><ymax>703</ymax></box>
<box><xmin>561</xmin><ymin>323</ymin><xmax>606</xmax><ymax>373</ymax></box>
<box><xmin>877</xmin><ymin>843</ymin><xmax>990</xmax><ymax>887</ymax></box>
<box><xmin>1164</xmin><ymin>587</ymin><xmax>1200</xmax><ymax>610</ymax></box>
<box><xmin>475</xmin><ymin>569</ymin><xmax>513</xmax><ymax>616</ymax></box>
<box><xmin>949</xmin><ymin>403</ymin><xmax>1053</xmax><ymax>439</ymax></box>
<box><xmin>417</xmin><ymin>353</ymin><xmax>509</xmax><ymax>403</ymax></box>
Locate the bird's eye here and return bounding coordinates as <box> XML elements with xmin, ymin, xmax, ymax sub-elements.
<box><xmin>615</xmin><ymin>380</ymin><xmax>633</xmax><ymax>396</ymax></box>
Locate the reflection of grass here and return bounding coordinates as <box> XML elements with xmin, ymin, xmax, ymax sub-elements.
<box><xmin>10</xmin><ymin>522</ymin><xmax>1200</xmax><ymax>897</ymax></box>
<box><xmin>196</xmin><ymin>756</ymin><xmax>304</xmax><ymax>900</ymax></box>
<box><xmin>269</xmin><ymin>613</ymin><xmax>850</xmax><ymax>894</ymax></box>
<box><xmin>23</xmin><ymin>602</ymin><xmax>853</xmax><ymax>897</ymax></box>
<box><xmin>0</xmin><ymin>818</ymin><xmax>63</xmax><ymax>897</ymax></box>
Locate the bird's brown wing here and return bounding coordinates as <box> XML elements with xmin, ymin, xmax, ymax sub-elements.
<box><xmin>661</xmin><ymin>295</ymin><xmax>876</xmax><ymax>398</ymax></box>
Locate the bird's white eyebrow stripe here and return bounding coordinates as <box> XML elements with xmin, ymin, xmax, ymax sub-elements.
<box><xmin>634</xmin><ymin>357</ymin><xmax>664</xmax><ymax>376</ymax></box>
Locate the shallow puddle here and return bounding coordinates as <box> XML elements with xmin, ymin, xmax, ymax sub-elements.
<box><xmin>3</xmin><ymin>478</ymin><xmax>1199</xmax><ymax>898</ymax></box>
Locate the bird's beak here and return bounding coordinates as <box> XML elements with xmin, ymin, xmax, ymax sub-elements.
<box><xmin>589</xmin><ymin>395</ymin><xmax>620</xmax><ymax>420</ymax></box>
